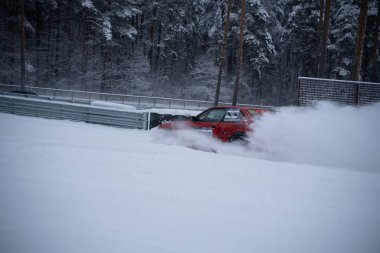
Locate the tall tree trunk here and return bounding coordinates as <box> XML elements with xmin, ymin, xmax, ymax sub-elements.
<box><xmin>66</xmin><ymin>2</ymin><xmax>74</xmax><ymax>87</ymax></box>
<box><xmin>318</xmin><ymin>0</ymin><xmax>331</xmax><ymax>77</ymax></box>
<box><xmin>35</xmin><ymin>1</ymin><xmax>43</xmax><ymax>47</ymax></box>
<box><xmin>45</xmin><ymin>7</ymin><xmax>53</xmax><ymax>84</ymax></box>
<box><xmin>35</xmin><ymin>0</ymin><xmax>43</xmax><ymax>86</ymax></box>
<box><xmin>141</xmin><ymin>13</ymin><xmax>146</xmax><ymax>57</ymax></box>
<box><xmin>81</xmin><ymin>8</ymin><xmax>89</xmax><ymax>86</ymax></box>
<box><xmin>54</xmin><ymin>4</ymin><xmax>61</xmax><ymax>80</ymax></box>
<box><xmin>156</xmin><ymin>22</ymin><xmax>162</xmax><ymax>73</ymax></box>
<box><xmin>370</xmin><ymin>0</ymin><xmax>380</xmax><ymax>82</ymax></box>
<box><xmin>315</xmin><ymin>0</ymin><xmax>325</xmax><ymax>76</ymax></box>
<box><xmin>149</xmin><ymin>24</ymin><xmax>156</xmax><ymax>72</ymax></box>
<box><xmin>101</xmin><ymin>45</ymin><xmax>111</xmax><ymax>92</ymax></box>
<box><xmin>214</xmin><ymin>0</ymin><xmax>232</xmax><ymax>106</ymax></box>
<box><xmin>351</xmin><ymin>0</ymin><xmax>369</xmax><ymax>81</ymax></box>
<box><xmin>19</xmin><ymin>0</ymin><xmax>26</xmax><ymax>90</ymax></box>
<box><xmin>232</xmin><ymin>0</ymin><xmax>246</xmax><ymax>106</ymax></box>
<box><xmin>149</xmin><ymin>8</ymin><xmax>157</xmax><ymax>73</ymax></box>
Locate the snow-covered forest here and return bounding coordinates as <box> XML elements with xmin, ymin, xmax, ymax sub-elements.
<box><xmin>1</xmin><ymin>0</ymin><xmax>379</xmax><ymax>105</ymax></box>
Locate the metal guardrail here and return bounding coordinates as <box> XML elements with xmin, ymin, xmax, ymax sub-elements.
<box><xmin>0</xmin><ymin>84</ymin><xmax>272</xmax><ymax>110</ymax></box>
<box><xmin>0</xmin><ymin>94</ymin><xmax>149</xmax><ymax>130</ymax></box>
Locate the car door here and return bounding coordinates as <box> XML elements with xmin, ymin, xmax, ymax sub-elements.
<box><xmin>219</xmin><ymin>109</ymin><xmax>247</xmax><ymax>141</ymax></box>
<box><xmin>193</xmin><ymin>108</ymin><xmax>227</xmax><ymax>137</ymax></box>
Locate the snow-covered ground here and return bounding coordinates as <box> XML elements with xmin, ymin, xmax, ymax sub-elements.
<box><xmin>0</xmin><ymin>102</ymin><xmax>380</xmax><ymax>253</ymax></box>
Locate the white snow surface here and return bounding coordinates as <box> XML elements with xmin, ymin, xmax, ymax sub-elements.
<box><xmin>91</xmin><ymin>100</ymin><xmax>137</xmax><ymax>111</ymax></box>
<box><xmin>81</xmin><ymin>0</ymin><xmax>94</xmax><ymax>9</ymax></box>
<box><xmin>1</xmin><ymin>102</ymin><xmax>380</xmax><ymax>253</ymax></box>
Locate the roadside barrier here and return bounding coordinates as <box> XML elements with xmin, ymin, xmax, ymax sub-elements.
<box><xmin>0</xmin><ymin>94</ymin><xmax>150</xmax><ymax>130</ymax></box>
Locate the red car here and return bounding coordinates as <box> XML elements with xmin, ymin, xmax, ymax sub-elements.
<box><xmin>159</xmin><ymin>106</ymin><xmax>268</xmax><ymax>142</ymax></box>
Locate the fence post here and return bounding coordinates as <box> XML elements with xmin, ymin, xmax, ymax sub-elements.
<box><xmin>297</xmin><ymin>78</ymin><xmax>301</xmax><ymax>106</ymax></box>
<box><xmin>355</xmin><ymin>82</ymin><xmax>360</xmax><ymax>105</ymax></box>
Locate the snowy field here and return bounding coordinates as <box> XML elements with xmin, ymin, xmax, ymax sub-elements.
<box><xmin>0</xmin><ymin>102</ymin><xmax>380</xmax><ymax>253</ymax></box>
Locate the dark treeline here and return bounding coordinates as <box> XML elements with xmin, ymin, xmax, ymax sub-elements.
<box><xmin>0</xmin><ymin>0</ymin><xmax>379</xmax><ymax>106</ymax></box>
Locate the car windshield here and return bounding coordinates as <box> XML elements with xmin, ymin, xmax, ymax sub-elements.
<box><xmin>197</xmin><ymin>108</ymin><xmax>227</xmax><ymax>122</ymax></box>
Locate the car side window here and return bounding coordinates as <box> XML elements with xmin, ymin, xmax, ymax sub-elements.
<box><xmin>197</xmin><ymin>109</ymin><xmax>227</xmax><ymax>122</ymax></box>
<box><xmin>223</xmin><ymin>109</ymin><xmax>243</xmax><ymax>122</ymax></box>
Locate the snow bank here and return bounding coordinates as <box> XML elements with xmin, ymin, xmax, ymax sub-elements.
<box><xmin>1</xmin><ymin>113</ymin><xmax>380</xmax><ymax>253</ymax></box>
<box><xmin>142</xmin><ymin>108</ymin><xmax>201</xmax><ymax>116</ymax></box>
<box><xmin>90</xmin><ymin>100</ymin><xmax>201</xmax><ymax>116</ymax></box>
<box><xmin>91</xmin><ymin>100</ymin><xmax>137</xmax><ymax>110</ymax></box>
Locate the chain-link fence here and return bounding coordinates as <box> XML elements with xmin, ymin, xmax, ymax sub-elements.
<box><xmin>298</xmin><ymin>77</ymin><xmax>380</xmax><ymax>106</ymax></box>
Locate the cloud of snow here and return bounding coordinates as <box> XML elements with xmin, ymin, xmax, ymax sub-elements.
<box><xmin>152</xmin><ymin>126</ymin><xmax>221</xmax><ymax>153</ymax></box>
<box><xmin>153</xmin><ymin>102</ymin><xmax>380</xmax><ymax>173</ymax></box>
<box><xmin>248</xmin><ymin>102</ymin><xmax>380</xmax><ymax>173</ymax></box>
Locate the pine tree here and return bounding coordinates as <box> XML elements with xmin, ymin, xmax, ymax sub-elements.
<box><xmin>281</xmin><ymin>0</ymin><xmax>319</xmax><ymax>76</ymax></box>
<box><xmin>329</xmin><ymin>0</ymin><xmax>359</xmax><ymax>79</ymax></box>
<box><xmin>242</xmin><ymin>0</ymin><xmax>277</xmax><ymax>104</ymax></box>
